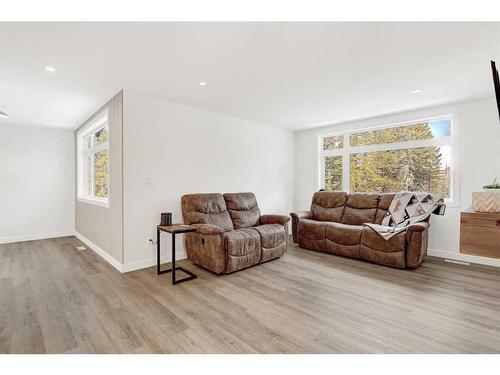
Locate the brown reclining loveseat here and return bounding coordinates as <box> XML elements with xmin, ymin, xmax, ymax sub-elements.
<box><xmin>181</xmin><ymin>192</ymin><xmax>290</xmax><ymax>274</ymax></box>
<box><xmin>291</xmin><ymin>191</ymin><xmax>437</xmax><ymax>269</ymax></box>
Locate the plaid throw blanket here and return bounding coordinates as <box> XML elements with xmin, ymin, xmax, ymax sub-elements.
<box><xmin>364</xmin><ymin>192</ymin><xmax>444</xmax><ymax>240</ymax></box>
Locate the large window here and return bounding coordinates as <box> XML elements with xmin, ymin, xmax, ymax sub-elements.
<box><xmin>319</xmin><ymin>117</ymin><xmax>455</xmax><ymax>202</ymax></box>
<box><xmin>77</xmin><ymin>111</ymin><xmax>109</xmax><ymax>206</ymax></box>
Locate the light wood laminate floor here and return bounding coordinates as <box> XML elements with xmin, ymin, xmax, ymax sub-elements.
<box><xmin>1</xmin><ymin>236</ymin><xmax>500</xmax><ymax>353</ymax></box>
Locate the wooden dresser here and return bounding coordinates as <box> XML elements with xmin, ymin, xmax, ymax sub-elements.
<box><xmin>460</xmin><ymin>208</ymin><xmax>500</xmax><ymax>258</ymax></box>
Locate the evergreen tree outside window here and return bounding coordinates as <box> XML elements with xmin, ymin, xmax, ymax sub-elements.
<box><xmin>319</xmin><ymin>117</ymin><xmax>454</xmax><ymax>202</ymax></box>
<box><xmin>77</xmin><ymin>111</ymin><xmax>109</xmax><ymax>206</ymax></box>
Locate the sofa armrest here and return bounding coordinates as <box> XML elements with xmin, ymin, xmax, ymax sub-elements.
<box><xmin>290</xmin><ymin>211</ymin><xmax>313</xmax><ymax>243</ymax></box>
<box><xmin>407</xmin><ymin>222</ymin><xmax>429</xmax><ymax>233</ymax></box>
<box><xmin>260</xmin><ymin>214</ymin><xmax>290</xmax><ymax>226</ymax></box>
<box><xmin>191</xmin><ymin>223</ymin><xmax>225</xmax><ymax>236</ymax></box>
<box><xmin>405</xmin><ymin>222</ymin><xmax>430</xmax><ymax>268</ymax></box>
<box><xmin>290</xmin><ymin>211</ymin><xmax>313</xmax><ymax>220</ymax></box>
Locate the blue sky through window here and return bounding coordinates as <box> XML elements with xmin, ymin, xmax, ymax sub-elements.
<box><xmin>429</xmin><ymin>119</ymin><xmax>451</xmax><ymax>138</ymax></box>
<box><xmin>427</xmin><ymin>119</ymin><xmax>451</xmax><ymax>168</ymax></box>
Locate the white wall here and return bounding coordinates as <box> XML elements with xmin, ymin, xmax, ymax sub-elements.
<box><xmin>75</xmin><ymin>92</ymin><xmax>124</xmax><ymax>266</ymax></box>
<box><xmin>0</xmin><ymin>123</ymin><xmax>75</xmax><ymax>243</ymax></box>
<box><xmin>294</xmin><ymin>97</ymin><xmax>500</xmax><ymax>263</ymax></box>
<box><xmin>122</xmin><ymin>90</ymin><xmax>295</xmax><ymax>271</ymax></box>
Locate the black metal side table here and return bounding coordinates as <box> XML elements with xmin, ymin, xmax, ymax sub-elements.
<box><xmin>156</xmin><ymin>224</ymin><xmax>197</xmax><ymax>285</ymax></box>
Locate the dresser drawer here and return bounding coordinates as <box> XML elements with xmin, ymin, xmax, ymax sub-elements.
<box><xmin>460</xmin><ymin>211</ymin><xmax>500</xmax><ymax>258</ymax></box>
<box><xmin>461</xmin><ymin>212</ymin><xmax>500</xmax><ymax>229</ymax></box>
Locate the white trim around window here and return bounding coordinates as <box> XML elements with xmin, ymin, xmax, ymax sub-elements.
<box><xmin>318</xmin><ymin>114</ymin><xmax>459</xmax><ymax>207</ymax></box>
<box><xmin>77</xmin><ymin>109</ymin><xmax>110</xmax><ymax>208</ymax></box>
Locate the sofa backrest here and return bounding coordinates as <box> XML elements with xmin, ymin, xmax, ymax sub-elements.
<box><xmin>181</xmin><ymin>193</ymin><xmax>234</xmax><ymax>231</ymax></box>
<box><xmin>309</xmin><ymin>191</ymin><xmax>397</xmax><ymax>225</ymax></box>
<box><xmin>223</xmin><ymin>192</ymin><xmax>261</xmax><ymax>229</ymax></box>
<box><xmin>341</xmin><ymin>193</ymin><xmax>380</xmax><ymax>225</ymax></box>
<box><xmin>310</xmin><ymin>191</ymin><xmax>347</xmax><ymax>222</ymax></box>
<box><xmin>374</xmin><ymin>193</ymin><xmax>396</xmax><ymax>224</ymax></box>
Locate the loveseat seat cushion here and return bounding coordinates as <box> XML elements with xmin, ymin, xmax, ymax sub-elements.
<box><xmin>297</xmin><ymin>219</ymin><xmax>327</xmax><ymax>251</ymax></box>
<box><xmin>359</xmin><ymin>226</ymin><xmax>406</xmax><ymax>268</ymax></box>
<box><xmin>253</xmin><ymin>224</ymin><xmax>287</xmax><ymax>262</ymax></box>
<box><xmin>224</xmin><ymin>192</ymin><xmax>261</xmax><ymax>229</ymax></box>
<box><xmin>341</xmin><ymin>193</ymin><xmax>379</xmax><ymax>225</ymax></box>
<box><xmin>224</xmin><ymin>228</ymin><xmax>261</xmax><ymax>272</ymax></box>
<box><xmin>182</xmin><ymin>193</ymin><xmax>234</xmax><ymax>231</ymax></box>
<box><xmin>253</xmin><ymin>224</ymin><xmax>286</xmax><ymax>248</ymax></box>
<box><xmin>311</xmin><ymin>191</ymin><xmax>347</xmax><ymax>222</ymax></box>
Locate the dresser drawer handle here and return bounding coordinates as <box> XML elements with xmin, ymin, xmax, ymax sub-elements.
<box><xmin>496</xmin><ymin>221</ymin><xmax>500</xmax><ymax>227</ymax></box>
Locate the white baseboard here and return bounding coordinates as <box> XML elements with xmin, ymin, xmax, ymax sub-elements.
<box><xmin>122</xmin><ymin>251</ymin><xmax>187</xmax><ymax>273</ymax></box>
<box><xmin>74</xmin><ymin>231</ymin><xmax>124</xmax><ymax>272</ymax></box>
<box><xmin>73</xmin><ymin>231</ymin><xmax>186</xmax><ymax>273</ymax></box>
<box><xmin>0</xmin><ymin>231</ymin><xmax>75</xmax><ymax>245</ymax></box>
<box><xmin>428</xmin><ymin>248</ymin><xmax>500</xmax><ymax>268</ymax></box>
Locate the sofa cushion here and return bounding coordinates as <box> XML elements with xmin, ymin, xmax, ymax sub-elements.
<box><xmin>297</xmin><ymin>219</ymin><xmax>327</xmax><ymax>251</ymax></box>
<box><xmin>360</xmin><ymin>247</ymin><xmax>405</xmax><ymax>269</ymax></box>
<box><xmin>374</xmin><ymin>193</ymin><xmax>396</xmax><ymax>224</ymax></box>
<box><xmin>253</xmin><ymin>224</ymin><xmax>286</xmax><ymax>248</ymax></box>
<box><xmin>324</xmin><ymin>222</ymin><xmax>362</xmax><ymax>258</ymax></box>
<box><xmin>341</xmin><ymin>193</ymin><xmax>379</xmax><ymax>225</ymax></box>
<box><xmin>224</xmin><ymin>192</ymin><xmax>261</xmax><ymax>229</ymax></box>
<box><xmin>326</xmin><ymin>222</ymin><xmax>362</xmax><ymax>246</ymax></box>
<box><xmin>310</xmin><ymin>191</ymin><xmax>347</xmax><ymax>222</ymax></box>
<box><xmin>360</xmin><ymin>226</ymin><xmax>406</xmax><ymax>268</ymax></box>
<box><xmin>360</xmin><ymin>226</ymin><xmax>406</xmax><ymax>252</ymax></box>
<box><xmin>182</xmin><ymin>193</ymin><xmax>234</xmax><ymax>231</ymax></box>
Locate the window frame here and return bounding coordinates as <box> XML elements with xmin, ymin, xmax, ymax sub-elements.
<box><xmin>77</xmin><ymin>110</ymin><xmax>110</xmax><ymax>208</ymax></box>
<box><xmin>318</xmin><ymin>114</ymin><xmax>458</xmax><ymax>206</ymax></box>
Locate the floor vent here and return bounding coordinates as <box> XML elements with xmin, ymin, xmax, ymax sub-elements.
<box><xmin>445</xmin><ymin>259</ymin><xmax>470</xmax><ymax>266</ymax></box>
<box><xmin>76</xmin><ymin>246</ymin><xmax>87</xmax><ymax>251</ymax></box>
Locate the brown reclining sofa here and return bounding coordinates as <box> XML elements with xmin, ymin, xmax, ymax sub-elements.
<box><xmin>181</xmin><ymin>192</ymin><xmax>290</xmax><ymax>274</ymax></box>
<box><xmin>291</xmin><ymin>191</ymin><xmax>438</xmax><ymax>269</ymax></box>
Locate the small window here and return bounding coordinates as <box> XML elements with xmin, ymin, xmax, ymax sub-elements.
<box><xmin>77</xmin><ymin>111</ymin><xmax>109</xmax><ymax>206</ymax></box>
<box><xmin>322</xmin><ymin>134</ymin><xmax>344</xmax><ymax>150</ymax></box>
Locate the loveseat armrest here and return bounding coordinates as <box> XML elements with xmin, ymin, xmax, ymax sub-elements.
<box><xmin>260</xmin><ymin>214</ymin><xmax>290</xmax><ymax>226</ymax></box>
<box><xmin>290</xmin><ymin>211</ymin><xmax>313</xmax><ymax>243</ymax></box>
<box><xmin>191</xmin><ymin>223</ymin><xmax>225</xmax><ymax>236</ymax></box>
<box><xmin>405</xmin><ymin>222</ymin><xmax>430</xmax><ymax>268</ymax></box>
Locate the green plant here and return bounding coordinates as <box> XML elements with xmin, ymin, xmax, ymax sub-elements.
<box><xmin>483</xmin><ymin>178</ymin><xmax>500</xmax><ymax>189</ymax></box>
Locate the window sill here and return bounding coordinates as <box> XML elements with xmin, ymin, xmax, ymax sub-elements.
<box><xmin>77</xmin><ymin>197</ymin><xmax>109</xmax><ymax>208</ymax></box>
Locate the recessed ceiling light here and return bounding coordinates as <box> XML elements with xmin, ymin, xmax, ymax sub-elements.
<box><xmin>45</xmin><ymin>66</ymin><xmax>56</xmax><ymax>73</ymax></box>
<box><xmin>199</xmin><ymin>81</ymin><xmax>207</xmax><ymax>86</ymax></box>
<box><xmin>411</xmin><ymin>89</ymin><xmax>422</xmax><ymax>94</ymax></box>
<box><xmin>0</xmin><ymin>110</ymin><xmax>8</xmax><ymax>118</ymax></box>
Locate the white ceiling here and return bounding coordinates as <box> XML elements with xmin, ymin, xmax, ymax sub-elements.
<box><xmin>1</xmin><ymin>22</ymin><xmax>499</xmax><ymax>131</ymax></box>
